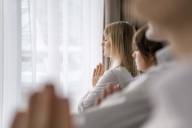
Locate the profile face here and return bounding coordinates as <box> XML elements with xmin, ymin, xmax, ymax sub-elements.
<box><xmin>102</xmin><ymin>35</ymin><xmax>112</xmax><ymax>58</ymax></box>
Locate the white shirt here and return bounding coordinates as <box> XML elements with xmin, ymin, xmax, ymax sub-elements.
<box><xmin>75</xmin><ymin>47</ymin><xmax>175</xmax><ymax>128</ymax></box>
<box><xmin>156</xmin><ymin>46</ymin><xmax>175</xmax><ymax>65</ymax></box>
<box><xmin>143</xmin><ymin>60</ymin><xmax>192</xmax><ymax>128</ymax></box>
<box><xmin>78</xmin><ymin>66</ymin><xmax>133</xmax><ymax>112</ymax></box>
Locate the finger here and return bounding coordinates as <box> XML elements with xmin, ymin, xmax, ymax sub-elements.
<box><xmin>100</xmin><ymin>64</ymin><xmax>104</xmax><ymax>73</ymax></box>
<box><xmin>28</xmin><ymin>85</ymin><xmax>55</xmax><ymax>128</ymax></box>
<box><xmin>95</xmin><ymin>96</ymin><xmax>102</xmax><ymax>106</ymax></box>
<box><xmin>50</xmin><ymin>98</ymin><xmax>72</xmax><ymax>128</ymax></box>
<box><xmin>93</xmin><ymin>69</ymin><xmax>96</xmax><ymax>77</ymax></box>
<box><xmin>98</xmin><ymin>64</ymin><xmax>103</xmax><ymax>76</ymax></box>
<box><xmin>101</xmin><ymin>88</ymin><xmax>107</xmax><ymax>99</ymax></box>
<box><xmin>100</xmin><ymin>64</ymin><xmax>105</xmax><ymax>74</ymax></box>
<box><xmin>95</xmin><ymin>65</ymin><xmax>100</xmax><ymax>76</ymax></box>
<box><xmin>92</xmin><ymin>69</ymin><xmax>97</xmax><ymax>87</ymax></box>
<box><xmin>114</xmin><ymin>84</ymin><xmax>121</xmax><ymax>91</ymax></box>
<box><xmin>99</xmin><ymin>64</ymin><xmax>102</xmax><ymax>75</ymax></box>
<box><xmin>102</xmin><ymin>64</ymin><xmax>105</xmax><ymax>69</ymax></box>
<box><xmin>11</xmin><ymin>112</ymin><xmax>28</xmax><ymax>128</ymax></box>
<box><xmin>109</xmin><ymin>84</ymin><xmax>121</xmax><ymax>95</ymax></box>
<box><xmin>106</xmin><ymin>85</ymin><xmax>113</xmax><ymax>96</ymax></box>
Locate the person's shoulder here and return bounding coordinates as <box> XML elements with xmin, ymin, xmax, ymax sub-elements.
<box><xmin>113</xmin><ymin>66</ymin><xmax>133</xmax><ymax>80</ymax></box>
<box><xmin>96</xmin><ymin>68</ymin><xmax>118</xmax><ymax>84</ymax></box>
<box><xmin>156</xmin><ymin>46</ymin><xmax>175</xmax><ymax>64</ymax></box>
<box><xmin>101</xmin><ymin>68</ymin><xmax>115</xmax><ymax>77</ymax></box>
<box><xmin>147</xmin><ymin>61</ymin><xmax>192</xmax><ymax>128</ymax></box>
<box><xmin>152</xmin><ymin>60</ymin><xmax>192</xmax><ymax>96</ymax></box>
<box><xmin>105</xmin><ymin>66</ymin><xmax>133</xmax><ymax>87</ymax></box>
<box><xmin>146</xmin><ymin>60</ymin><xmax>174</xmax><ymax>76</ymax></box>
<box><xmin>110</xmin><ymin>66</ymin><xmax>132</xmax><ymax>76</ymax></box>
<box><xmin>102</xmin><ymin>66</ymin><xmax>131</xmax><ymax>78</ymax></box>
<box><xmin>125</xmin><ymin>62</ymin><xmax>175</xmax><ymax>93</ymax></box>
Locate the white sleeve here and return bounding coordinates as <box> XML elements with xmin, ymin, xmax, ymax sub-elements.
<box><xmin>76</xmin><ymin>88</ymin><xmax>151</xmax><ymax>128</ymax></box>
<box><xmin>78</xmin><ymin>69</ymin><xmax>118</xmax><ymax>112</ymax></box>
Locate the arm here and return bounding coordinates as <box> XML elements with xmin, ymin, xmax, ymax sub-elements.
<box><xmin>11</xmin><ymin>84</ymin><xmax>74</xmax><ymax>128</ymax></box>
<box><xmin>12</xmin><ymin>73</ymin><xmax>152</xmax><ymax>128</ymax></box>
<box><xmin>11</xmin><ymin>84</ymin><xmax>151</xmax><ymax>128</ymax></box>
<box><xmin>95</xmin><ymin>84</ymin><xmax>121</xmax><ymax>106</ymax></box>
<box><xmin>77</xmin><ymin>88</ymin><xmax>152</xmax><ymax>128</ymax></box>
<box><xmin>78</xmin><ymin>69</ymin><xmax>118</xmax><ymax>112</ymax></box>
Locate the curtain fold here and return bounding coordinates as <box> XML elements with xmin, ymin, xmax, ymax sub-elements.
<box><xmin>1</xmin><ymin>0</ymin><xmax>21</xmax><ymax>128</ymax></box>
<box><xmin>0</xmin><ymin>0</ymin><xmax>4</xmax><ymax>127</ymax></box>
<box><xmin>0</xmin><ymin>1</ymin><xmax>104</xmax><ymax>128</ymax></box>
<box><xmin>21</xmin><ymin>0</ymin><xmax>104</xmax><ymax>112</ymax></box>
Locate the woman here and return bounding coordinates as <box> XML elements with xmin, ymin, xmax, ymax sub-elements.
<box><xmin>132</xmin><ymin>26</ymin><xmax>165</xmax><ymax>73</ymax></box>
<box><xmin>78</xmin><ymin>21</ymin><xmax>135</xmax><ymax>112</ymax></box>
<box><xmin>95</xmin><ymin>26</ymin><xmax>166</xmax><ymax>106</ymax></box>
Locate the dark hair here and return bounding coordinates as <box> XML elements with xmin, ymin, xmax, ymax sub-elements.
<box><xmin>133</xmin><ymin>26</ymin><xmax>166</xmax><ymax>63</ymax></box>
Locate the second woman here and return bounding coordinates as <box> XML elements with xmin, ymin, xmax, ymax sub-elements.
<box><xmin>78</xmin><ymin>21</ymin><xmax>135</xmax><ymax>112</ymax></box>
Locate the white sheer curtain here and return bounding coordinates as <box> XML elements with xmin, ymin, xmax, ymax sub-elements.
<box><xmin>0</xmin><ymin>0</ymin><xmax>21</xmax><ymax>128</ymax></box>
<box><xmin>21</xmin><ymin>0</ymin><xmax>104</xmax><ymax>111</ymax></box>
<box><xmin>0</xmin><ymin>0</ymin><xmax>104</xmax><ymax>128</ymax></box>
<box><xmin>0</xmin><ymin>0</ymin><xmax>4</xmax><ymax>127</ymax></box>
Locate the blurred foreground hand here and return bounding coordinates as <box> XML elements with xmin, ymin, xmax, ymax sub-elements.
<box><xmin>11</xmin><ymin>84</ymin><xmax>74</xmax><ymax>128</ymax></box>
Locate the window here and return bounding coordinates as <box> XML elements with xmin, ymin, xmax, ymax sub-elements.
<box><xmin>21</xmin><ymin>0</ymin><xmax>104</xmax><ymax>112</ymax></box>
<box><xmin>0</xmin><ymin>0</ymin><xmax>21</xmax><ymax>127</ymax></box>
<box><xmin>0</xmin><ymin>0</ymin><xmax>104</xmax><ymax>128</ymax></box>
<box><xmin>0</xmin><ymin>0</ymin><xmax>4</xmax><ymax>127</ymax></box>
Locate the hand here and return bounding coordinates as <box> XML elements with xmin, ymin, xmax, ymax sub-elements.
<box><xmin>11</xmin><ymin>84</ymin><xmax>74</xmax><ymax>128</ymax></box>
<box><xmin>92</xmin><ymin>63</ymin><xmax>105</xmax><ymax>87</ymax></box>
<box><xmin>95</xmin><ymin>84</ymin><xmax>121</xmax><ymax>106</ymax></box>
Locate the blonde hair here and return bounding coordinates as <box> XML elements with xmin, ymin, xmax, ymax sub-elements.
<box><xmin>104</xmin><ymin>21</ymin><xmax>136</xmax><ymax>76</ymax></box>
